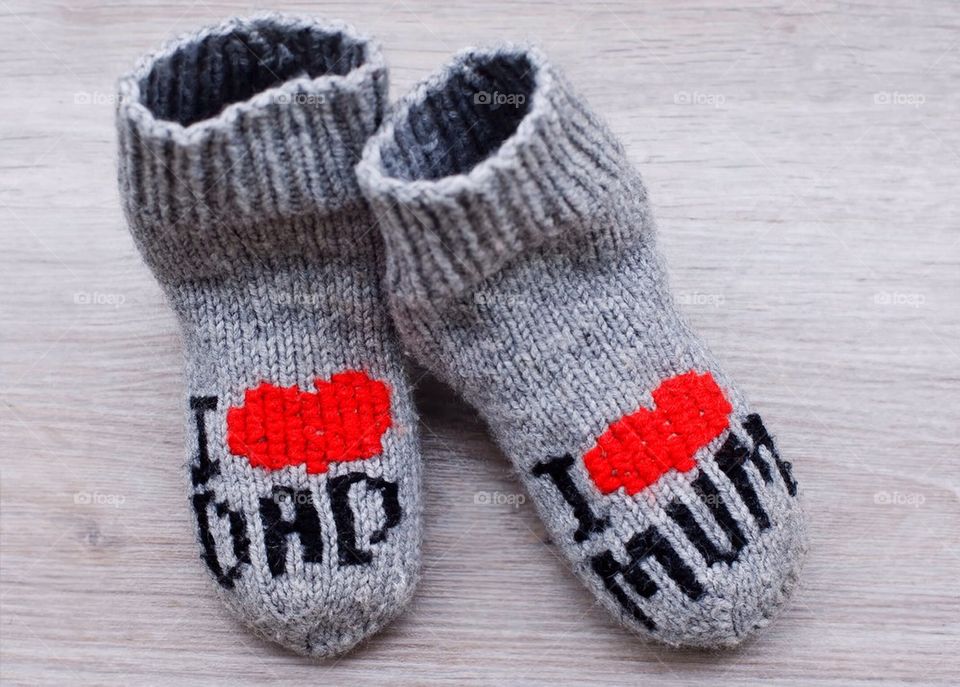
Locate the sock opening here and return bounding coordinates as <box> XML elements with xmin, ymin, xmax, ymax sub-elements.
<box><xmin>380</xmin><ymin>51</ymin><xmax>536</xmax><ymax>182</ymax></box>
<box><xmin>139</xmin><ymin>20</ymin><xmax>369</xmax><ymax>126</ymax></box>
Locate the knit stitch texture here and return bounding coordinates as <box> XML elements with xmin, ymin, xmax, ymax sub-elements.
<box><xmin>116</xmin><ymin>14</ymin><xmax>422</xmax><ymax>657</ymax></box>
<box><xmin>357</xmin><ymin>46</ymin><xmax>807</xmax><ymax>647</ymax></box>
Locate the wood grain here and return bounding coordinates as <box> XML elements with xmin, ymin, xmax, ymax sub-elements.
<box><xmin>1</xmin><ymin>1</ymin><xmax>958</xmax><ymax>684</ymax></box>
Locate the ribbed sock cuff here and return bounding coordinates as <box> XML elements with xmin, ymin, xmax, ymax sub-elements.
<box><xmin>356</xmin><ymin>46</ymin><xmax>650</xmax><ymax>312</ymax></box>
<box><xmin>117</xmin><ymin>14</ymin><xmax>387</xmax><ymax>282</ymax></box>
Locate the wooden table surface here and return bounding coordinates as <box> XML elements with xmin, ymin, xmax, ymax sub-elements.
<box><xmin>1</xmin><ymin>1</ymin><xmax>958</xmax><ymax>684</ymax></box>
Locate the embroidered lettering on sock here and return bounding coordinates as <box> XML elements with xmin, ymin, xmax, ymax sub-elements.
<box><xmin>193</xmin><ymin>490</ymin><xmax>251</xmax><ymax>589</ymax></box>
<box><xmin>743</xmin><ymin>413</ymin><xmax>798</xmax><ymax>496</ymax></box>
<box><xmin>714</xmin><ymin>434</ymin><xmax>771</xmax><ymax>530</ymax></box>
<box><xmin>189</xmin><ymin>395</ymin><xmax>252</xmax><ymax>589</ymax></box>
<box><xmin>591</xmin><ymin>550</ymin><xmax>657</xmax><ymax>630</ymax></box>
<box><xmin>259</xmin><ymin>487</ymin><xmax>325</xmax><ymax>577</ymax></box>
<box><xmin>189</xmin><ymin>396</ymin><xmax>220</xmax><ymax>487</ymax></box>
<box><xmin>534</xmin><ymin>408</ymin><xmax>799</xmax><ymax>624</ymax></box>
<box><xmin>532</xmin><ymin>454</ymin><xmax>609</xmax><ymax>542</ymax></box>
<box><xmin>328</xmin><ymin>472</ymin><xmax>403</xmax><ymax>566</ymax></box>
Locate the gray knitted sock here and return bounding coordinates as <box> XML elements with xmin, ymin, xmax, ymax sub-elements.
<box><xmin>357</xmin><ymin>46</ymin><xmax>807</xmax><ymax>647</ymax></box>
<box><xmin>116</xmin><ymin>15</ymin><xmax>421</xmax><ymax>657</ymax></box>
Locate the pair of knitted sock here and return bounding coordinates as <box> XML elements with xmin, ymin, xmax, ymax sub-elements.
<box><xmin>117</xmin><ymin>14</ymin><xmax>806</xmax><ymax>657</ymax></box>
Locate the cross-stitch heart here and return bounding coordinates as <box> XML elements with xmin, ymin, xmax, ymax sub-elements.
<box><xmin>582</xmin><ymin>371</ymin><xmax>732</xmax><ymax>495</ymax></box>
<box><xmin>226</xmin><ymin>370</ymin><xmax>392</xmax><ymax>474</ymax></box>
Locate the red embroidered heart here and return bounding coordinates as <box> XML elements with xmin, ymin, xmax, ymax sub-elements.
<box><xmin>226</xmin><ymin>370</ymin><xmax>391</xmax><ymax>474</ymax></box>
<box><xmin>582</xmin><ymin>371</ymin><xmax>731</xmax><ymax>495</ymax></box>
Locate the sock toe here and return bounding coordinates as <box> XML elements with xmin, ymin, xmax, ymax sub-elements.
<box><xmin>215</xmin><ymin>533</ymin><xmax>421</xmax><ymax>658</ymax></box>
<box><xmin>650</xmin><ymin>497</ymin><xmax>807</xmax><ymax>647</ymax></box>
<box><xmin>223</xmin><ymin>565</ymin><xmax>419</xmax><ymax>657</ymax></box>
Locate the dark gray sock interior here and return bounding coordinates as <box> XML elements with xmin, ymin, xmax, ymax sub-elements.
<box><xmin>140</xmin><ymin>22</ymin><xmax>366</xmax><ymax>126</ymax></box>
<box><xmin>380</xmin><ymin>53</ymin><xmax>535</xmax><ymax>182</ymax></box>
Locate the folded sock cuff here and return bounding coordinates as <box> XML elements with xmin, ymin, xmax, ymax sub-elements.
<box><xmin>356</xmin><ymin>46</ymin><xmax>650</xmax><ymax>311</ymax></box>
<box><xmin>117</xmin><ymin>13</ymin><xmax>387</xmax><ymax>282</ymax></box>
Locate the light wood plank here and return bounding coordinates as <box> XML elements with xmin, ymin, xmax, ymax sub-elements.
<box><xmin>1</xmin><ymin>1</ymin><xmax>958</xmax><ymax>684</ymax></box>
